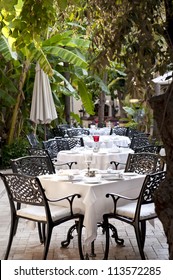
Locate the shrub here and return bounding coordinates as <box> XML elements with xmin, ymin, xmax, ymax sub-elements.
<box><xmin>1</xmin><ymin>138</ymin><xmax>29</xmax><ymax>169</ymax></box>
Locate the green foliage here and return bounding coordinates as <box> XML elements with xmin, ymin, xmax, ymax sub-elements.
<box><xmin>86</xmin><ymin>0</ymin><xmax>172</xmax><ymax>98</ymax></box>
<box><xmin>0</xmin><ymin>35</ymin><xmax>17</xmax><ymax>61</ymax></box>
<box><xmin>121</xmin><ymin>94</ymin><xmax>153</xmax><ymax>132</ymax></box>
<box><xmin>70</xmin><ymin>112</ymin><xmax>81</xmax><ymax>125</ymax></box>
<box><xmin>1</xmin><ymin>138</ymin><xmax>28</xmax><ymax>168</ymax></box>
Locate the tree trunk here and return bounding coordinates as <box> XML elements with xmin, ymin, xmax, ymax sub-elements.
<box><xmin>64</xmin><ymin>62</ymin><xmax>71</xmax><ymax>124</ymax></box>
<box><xmin>8</xmin><ymin>60</ymin><xmax>30</xmax><ymax>144</ymax></box>
<box><xmin>98</xmin><ymin>72</ymin><xmax>107</xmax><ymax>125</ymax></box>
<box><xmin>149</xmin><ymin>82</ymin><xmax>173</xmax><ymax>259</ymax></box>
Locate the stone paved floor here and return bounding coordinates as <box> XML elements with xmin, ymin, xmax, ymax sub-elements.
<box><xmin>0</xmin><ymin>169</ymin><xmax>169</xmax><ymax>260</ymax></box>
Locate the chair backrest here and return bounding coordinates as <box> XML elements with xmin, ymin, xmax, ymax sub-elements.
<box><xmin>135</xmin><ymin>171</ymin><xmax>166</xmax><ymax>218</ymax></box>
<box><xmin>111</xmin><ymin>126</ymin><xmax>127</xmax><ymax>136</ymax></box>
<box><xmin>126</xmin><ymin>127</ymin><xmax>142</xmax><ymax>139</ymax></box>
<box><xmin>11</xmin><ymin>155</ymin><xmax>55</xmax><ymax>176</ymax></box>
<box><xmin>81</xmin><ymin>128</ymin><xmax>90</xmax><ymax>135</ymax></box>
<box><xmin>130</xmin><ymin>135</ymin><xmax>151</xmax><ymax>150</ymax></box>
<box><xmin>28</xmin><ymin>147</ymin><xmax>50</xmax><ymax>157</ymax></box>
<box><xmin>0</xmin><ymin>172</ymin><xmax>54</xmax><ymax>225</ymax></box>
<box><xmin>64</xmin><ymin>137</ymin><xmax>84</xmax><ymax>149</ymax></box>
<box><xmin>42</xmin><ymin>138</ymin><xmax>70</xmax><ymax>159</ymax></box>
<box><xmin>134</xmin><ymin>145</ymin><xmax>162</xmax><ymax>154</ymax></box>
<box><xmin>26</xmin><ymin>133</ymin><xmax>39</xmax><ymax>148</ymax></box>
<box><xmin>124</xmin><ymin>153</ymin><xmax>161</xmax><ymax>174</ymax></box>
<box><xmin>66</xmin><ymin>128</ymin><xmax>82</xmax><ymax>137</ymax></box>
<box><xmin>0</xmin><ymin>172</ymin><xmax>45</xmax><ymax>206</ymax></box>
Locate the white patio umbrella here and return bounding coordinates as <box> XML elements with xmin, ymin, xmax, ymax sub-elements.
<box><xmin>30</xmin><ymin>63</ymin><xmax>57</xmax><ymax>139</ymax></box>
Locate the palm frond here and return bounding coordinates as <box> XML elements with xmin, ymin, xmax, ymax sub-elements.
<box><xmin>0</xmin><ymin>35</ymin><xmax>17</xmax><ymax>61</ymax></box>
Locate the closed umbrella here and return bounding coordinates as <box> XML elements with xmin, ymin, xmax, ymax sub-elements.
<box><xmin>30</xmin><ymin>63</ymin><xmax>57</xmax><ymax>139</ymax></box>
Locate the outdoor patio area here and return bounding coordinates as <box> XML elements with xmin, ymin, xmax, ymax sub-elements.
<box><xmin>0</xmin><ymin>169</ymin><xmax>168</xmax><ymax>260</ymax></box>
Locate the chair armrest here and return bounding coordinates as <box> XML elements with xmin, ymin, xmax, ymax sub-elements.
<box><xmin>110</xmin><ymin>161</ymin><xmax>126</xmax><ymax>170</ymax></box>
<box><xmin>106</xmin><ymin>192</ymin><xmax>138</xmax><ymax>214</ymax></box>
<box><xmin>47</xmin><ymin>193</ymin><xmax>81</xmax><ymax>215</ymax></box>
<box><xmin>53</xmin><ymin>160</ymin><xmax>77</xmax><ymax>169</ymax></box>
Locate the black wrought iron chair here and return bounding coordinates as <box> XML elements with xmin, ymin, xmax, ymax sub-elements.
<box><xmin>66</xmin><ymin>128</ymin><xmax>82</xmax><ymax>137</ymax></box>
<box><xmin>26</xmin><ymin>132</ymin><xmax>40</xmax><ymax>148</ymax></box>
<box><xmin>64</xmin><ymin>137</ymin><xmax>84</xmax><ymax>149</ymax></box>
<box><xmin>28</xmin><ymin>147</ymin><xmax>76</xmax><ymax>169</ymax></box>
<box><xmin>42</xmin><ymin>139</ymin><xmax>77</xmax><ymax>169</ymax></box>
<box><xmin>0</xmin><ymin>172</ymin><xmax>84</xmax><ymax>260</ymax></box>
<box><xmin>42</xmin><ymin>139</ymin><xmax>63</xmax><ymax>159</ymax></box>
<box><xmin>134</xmin><ymin>145</ymin><xmax>162</xmax><ymax>154</ymax></box>
<box><xmin>124</xmin><ymin>153</ymin><xmax>165</xmax><ymax>174</ymax></box>
<box><xmin>126</xmin><ymin>127</ymin><xmax>143</xmax><ymax>139</ymax></box>
<box><xmin>129</xmin><ymin>135</ymin><xmax>151</xmax><ymax>150</ymax></box>
<box><xmin>10</xmin><ymin>155</ymin><xmax>55</xmax><ymax>243</ymax></box>
<box><xmin>81</xmin><ymin>128</ymin><xmax>90</xmax><ymax>135</ymax></box>
<box><xmin>103</xmin><ymin>171</ymin><xmax>166</xmax><ymax>259</ymax></box>
<box><xmin>52</xmin><ymin>124</ymin><xmax>70</xmax><ymax>137</ymax></box>
<box><xmin>28</xmin><ymin>147</ymin><xmax>51</xmax><ymax>158</ymax></box>
<box><xmin>110</xmin><ymin>126</ymin><xmax>128</xmax><ymax>136</ymax></box>
<box><xmin>10</xmin><ymin>155</ymin><xmax>55</xmax><ymax>176</ymax></box>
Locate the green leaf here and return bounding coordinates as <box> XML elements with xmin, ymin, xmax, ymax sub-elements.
<box><xmin>28</xmin><ymin>44</ymin><xmax>53</xmax><ymax>76</ymax></box>
<box><xmin>57</xmin><ymin>0</ymin><xmax>68</xmax><ymax>10</ymax></box>
<box><xmin>53</xmin><ymin>69</ymin><xmax>76</xmax><ymax>92</ymax></box>
<box><xmin>0</xmin><ymin>69</ymin><xmax>18</xmax><ymax>92</ymax></box>
<box><xmin>77</xmin><ymin>80</ymin><xmax>94</xmax><ymax>115</ymax></box>
<box><xmin>123</xmin><ymin>106</ymin><xmax>135</xmax><ymax>116</ymax></box>
<box><xmin>0</xmin><ymin>88</ymin><xmax>16</xmax><ymax>106</ymax></box>
<box><xmin>43</xmin><ymin>32</ymin><xmax>73</xmax><ymax>46</ymax></box>
<box><xmin>43</xmin><ymin>46</ymin><xmax>88</xmax><ymax>69</ymax></box>
<box><xmin>58</xmin><ymin>38</ymin><xmax>90</xmax><ymax>49</ymax></box>
<box><xmin>94</xmin><ymin>74</ymin><xmax>110</xmax><ymax>94</ymax></box>
<box><xmin>70</xmin><ymin>112</ymin><xmax>81</xmax><ymax>123</ymax></box>
<box><xmin>0</xmin><ymin>35</ymin><xmax>17</xmax><ymax>61</ymax></box>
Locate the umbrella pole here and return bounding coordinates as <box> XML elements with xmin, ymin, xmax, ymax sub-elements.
<box><xmin>44</xmin><ymin>124</ymin><xmax>47</xmax><ymax>140</ymax></box>
<box><xmin>34</xmin><ymin>123</ymin><xmax>37</xmax><ymax>135</ymax></box>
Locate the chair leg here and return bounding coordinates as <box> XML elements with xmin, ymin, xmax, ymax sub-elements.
<box><xmin>77</xmin><ymin>216</ymin><xmax>84</xmax><ymax>260</ymax></box>
<box><xmin>140</xmin><ymin>221</ymin><xmax>146</xmax><ymax>249</ymax></box>
<box><xmin>42</xmin><ymin>225</ymin><xmax>53</xmax><ymax>260</ymax></box>
<box><xmin>5</xmin><ymin>216</ymin><xmax>18</xmax><ymax>260</ymax></box>
<box><xmin>134</xmin><ymin>225</ymin><xmax>146</xmax><ymax>260</ymax></box>
<box><xmin>103</xmin><ymin>215</ymin><xmax>110</xmax><ymax>260</ymax></box>
<box><xmin>37</xmin><ymin>222</ymin><xmax>45</xmax><ymax>244</ymax></box>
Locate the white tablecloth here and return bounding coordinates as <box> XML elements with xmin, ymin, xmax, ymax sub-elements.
<box><xmin>57</xmin><ymin>147</ymin><xmax>134</xmax><ymax>170</ymax></box>
<box><xmin>83</xmin><ymin>135</ymin><xmax>131</xmax><ymax>148</ymax></box>
<box><xmin>89</xmin><ymin>127</ymin><xmax>111</xmax><ymax>135</ymax></box>
<box><xmin>39</xmin><ymin>173</ymin><xmax>145</xmax><ymax>245</ymax></box>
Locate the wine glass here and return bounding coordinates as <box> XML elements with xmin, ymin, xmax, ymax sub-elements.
<box><xmin>93</xmin><ymin>135</ymin><xmax>100</xmax><ymax>152</ymax></box>
<box><xmin>84</xmin><ymin>152</ymin><xmax>93</xmax><ymax>176</ymax></box>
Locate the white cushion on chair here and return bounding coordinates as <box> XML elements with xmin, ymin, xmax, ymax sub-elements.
<box><xmin>17</xmin><ymin>204</ymin><xmax>80</xmax><ymax>222</ymax></box>
<box><xmin>116</xmin><ymin>202</ymin><xmax>156</xmax><ymax>220</ymax></box>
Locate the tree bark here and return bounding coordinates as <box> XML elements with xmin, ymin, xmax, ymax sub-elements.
<box><xmin>98</xmin><ymin>72</ymin><xmax>107</xmax><ymax>125</ymax></box>
<box><xmin>149</xmin><ymin>82</ymin><xmax>173</xmax><ymax>259</ymax></box>
<box><xmin>64</xmin><ymin>62</ymin><xmax>71</xmax><ymax>124</ymax></box>
<box><xmin>8</xmin><ymin>60</ymin><xmax>30</xmax><ymax>144</ymax></box>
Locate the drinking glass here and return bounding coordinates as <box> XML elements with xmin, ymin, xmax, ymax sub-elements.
<box><xmin>84</xmin><ymin>152</ymin><xmax>93</xmax><ymax>176</ymax></box>
<box><xmin>93</xmin><ymin>135</ymin><xmax>100</xmax><ymax>152</ymax></box>
<box><xmin>93</xmin><ymin>135</ymin><xmax>100</xmax><ymax>142</ymax></box>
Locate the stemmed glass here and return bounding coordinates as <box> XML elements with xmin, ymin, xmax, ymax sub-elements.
<box><xmin>93</xmin><ymin>135</ymin><xmax>100</xmax><ymax>142</ymax></box>
<box><xmin>93</xmin><ymin>135</ymin><xmax>100</xmax><ymax>152</ymax></box>
<box><xmin>84</xmin><ymin>152</ymin><xmax>93</xmax><ymax>176</ymax></box>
